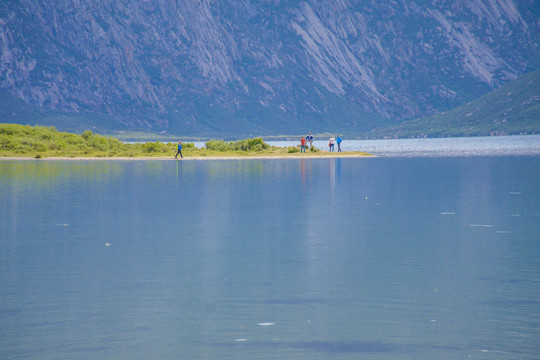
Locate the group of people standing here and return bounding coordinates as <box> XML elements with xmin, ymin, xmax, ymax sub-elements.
<box><xmin>299</xmin><ymin>132</ymin><xmax>315</xmax><ymax>153</ymax></box>
<box><xmin>300</xmin><ymin>132</ymin><xmax>343</xmax><ymax>153</ymax></box>
<box><xmin>175</xmin><ymin>132</ymin><xmax>343</xmax><ymax>158</ymax></box>
<box><xmin>329</xmin><ymin>135</ymin><xmax>343</xmax><ymax>152</ymax></box>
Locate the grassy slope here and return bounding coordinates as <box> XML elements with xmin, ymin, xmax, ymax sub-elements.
<box><xmin>0</xmin><ymin>123</ymin><xmax>370</xmax><ymax>158</ymax></box>
<box><xmin>365</xmin><ymin>69</ymin><xmax>540</xmax><ymax>138</ymax></box>
<box><xmin>0</xmin><ymin>89</ymin><xmax>130</xmax><ymax>133</ymax></box>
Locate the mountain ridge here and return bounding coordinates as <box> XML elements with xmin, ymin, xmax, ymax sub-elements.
<box><xmin>364</xmin><ymin>69</ymin><xmax>540</xmax><ymax>138</ymax></box>
<box><xmin>1</xmin><ymin>0</ymin><xmax>539</xmax><ymax>135</ymax></box>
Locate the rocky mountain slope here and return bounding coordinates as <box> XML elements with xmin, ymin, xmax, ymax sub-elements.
<box><xmin>1</xmin><ymin>0</ymin><xmax>539</xmax><ymax>136</ymax></box>
<box><xmin>365</xmin><ymin>69</ymin><xmax>540</xmax><ymax>138</ymax></box>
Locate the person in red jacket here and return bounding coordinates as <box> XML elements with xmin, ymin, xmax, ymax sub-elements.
<box><xmin>300</xmin><ymin>136</ymin><xmax>306</xmax><ymax>153</ymax></box>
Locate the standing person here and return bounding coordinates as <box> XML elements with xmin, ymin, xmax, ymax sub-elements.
<box><xmin>306</xmin><ymin>132</ymin><xmax>314</xmax><ymax>149</ymax></box>
<box><xmin>300</xmin><ymin>136</ymin><xmax>306</xmax><ymax>153</ymax></box>
<box><xmin>336</xmin><ymin>135</ymin><xmax>342</xmax><ymax>152</ymax></box>
<box><xmin>329</xmin><ymin>136</ymin><xmax>335</xmax><ymax>152</ymax></box>
<box><xmin>175</xmin><ymin>140</ymin><xmax>183</xmax><ymax>159</ymax></box>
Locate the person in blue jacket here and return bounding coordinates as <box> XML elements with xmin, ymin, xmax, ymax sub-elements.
<box><xmin>306</xmin><ymin>132</ymin><xmax>314</xmax><ymax>148</ymax></box>
<box><xmin>336</xmin><ymin>135</ymin><xmax>342</xmax><ymax>152</ymax></box>
<box><xmin>175</xmin><ymin>140</ymin><xmax>183</xmax><ymax>159</ymax></box>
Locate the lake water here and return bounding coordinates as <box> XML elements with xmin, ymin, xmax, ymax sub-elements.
<box><xmin>1</xmin><ymin>145</ymin><xmax>540</xmax><ymax>359</ymax></box>
<box><xmin>266</xmin><ymin>134</ymin><xmax>540</xmax><ymax>157</ymax></box>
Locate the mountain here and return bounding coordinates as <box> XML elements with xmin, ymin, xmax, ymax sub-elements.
<box><xmin>363</xmin><ymin>69</ymin><xmax>540</xmax><ymax>138</ymax></box>
<box><xmin>1</xmin><ymin>0</ymin><xmax>539</xmax><ymax>136</ymax></box>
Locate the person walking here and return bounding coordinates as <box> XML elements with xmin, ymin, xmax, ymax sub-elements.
<box><xmin>300</xmin><ymin>136</ymin><xmax>306</xmax><ymax>153</ymax></box>
<box><xmin>336</xmin><ymin>135</ymin><xmax>342</xmax><ymax>152</ymax></box>
<box><xmin>306</xmin><ymin>132</ymin><xmax>314</xmax><ymax>149</ymax></box>
<box><xmin>175</xmin><ymin>140</ymin><xmax>183</xmax><ymax>159</ymax></box>
<box><xmin>329</xmin><ymin>136</ymin><xmax>335</xmax><ymax>152</ymax></box>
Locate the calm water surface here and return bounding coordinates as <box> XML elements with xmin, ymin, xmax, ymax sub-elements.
<box><xmin>267</xmin><ymin>134</ymin><xmax>540</xmax><ymax>156</ymax></box>
<box><xmin>1</xmin><ymin>156</ymin><xmax>539</xmax><ymax>359</ymax></box>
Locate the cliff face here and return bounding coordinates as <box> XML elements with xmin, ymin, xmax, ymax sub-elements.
<box><xmin>1</xmin><ymin>0</ymin><xmax>538</xmax><ymax>135</ymax></box>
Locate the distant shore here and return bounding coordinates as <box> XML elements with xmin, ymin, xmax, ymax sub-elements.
<box><xmin>0</xmin><ymin>153</ymin><xmax>374</xmax><ymax>161</ymax></box>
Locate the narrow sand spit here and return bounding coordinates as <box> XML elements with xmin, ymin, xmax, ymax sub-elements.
<box><xmin>1</xmin><ymin>154</ymin><xmax>373</xmax><ymax>161</ymax></box>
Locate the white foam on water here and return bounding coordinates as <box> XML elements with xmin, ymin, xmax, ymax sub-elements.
<box><xmin>56</xmin><ymin>224</ymin><xmax>69</xmax><ymax>227</ymax></box>
<box><xmin>257</xmin><ymin>322</ymin><xmax>275</xmax><ymax>326</ymax></box>
<box><xmin>235</xmin><ymin>339</ymin><xmax>247</xmax><ymax>342</ymax></box>
<box><xmin>440</xmin><ymin>212</ymin><xmax>455</xmax><ymax>215</ymax></box>
<box><xmin>508</xmin><ymin>192</ymin><xmax>521</xmax><ymax>195</ymax></box>
<box><xmin>510</xmin><ymin>214</ymin><xmax>520</xmax><ymax>217</ymax></box>
<box><xmin>496</xmin><ymin>231</ymin><xmax>511</xmax><ymax>234</ymax></box>
<box><xmin>469</xmin><ymin>224</ymin><xmax>493</xmax><ymax>227</ymax></box>
<box><xmin>105</xmin><ymin>242</ymin><xmax>111</xmax><ymax>247</ymax></box>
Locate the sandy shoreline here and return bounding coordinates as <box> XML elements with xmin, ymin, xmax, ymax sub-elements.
<box><xmin>0</xmin><ymin>154</ymin><xmax>374</xmax><ymax>161</ymax></box>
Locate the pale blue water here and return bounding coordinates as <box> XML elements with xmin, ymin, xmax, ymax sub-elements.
<box><xmin>1</xmin><ymin>154</ymin><xmax>540</xmax><ymax>359</ymax></box>
<box><xmin>267</xmin><ymin>134</ymin><xmax>540</xmax><ymax>156</ymax></box>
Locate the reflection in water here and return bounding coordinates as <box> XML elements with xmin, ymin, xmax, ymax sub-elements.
<box><xmin>0</xmin><ymin>161</ymin><xmax>123</xmax><ymax>193</ymax></box>
<box><xmin>0</xmin><ymin>158</ymin><xmax>539</xmax><ymax>360</ymax></box>
<box><xmin>329</xmin><ymin>158</ymin><xmax>335</xmax><ymax>198</ymax></box>
<box><xmin>203</xmin><ymin>160</ymin><xmax>265</xmax><ymax>179</ymax></box>
<box><xmin>176</xmin><ymin>159</ymin><xmax>181</xmax><ymax>190</ymax></box>
<box><xmin>301</xmin><ymin>159</ymin><xmax>305</xmax><ymax>184</ymax></box>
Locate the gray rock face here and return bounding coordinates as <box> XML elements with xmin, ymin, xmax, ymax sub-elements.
<box><xmin>0</xmin><ymin>0</ymin><xmax>538</xmax><ymax>135</ymax></box>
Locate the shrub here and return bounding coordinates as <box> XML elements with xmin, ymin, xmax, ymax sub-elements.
<box><xmin>233</xmin><ymin>138</ymin><xmax>269</xmax><ymax>151</ymax></box>
<box><xmin>48</xmin><ymin>140</ymin><xmax>66</xmax><ymax>150</ymax></box>
<box><xmin>32</xmin><ymin>142</ymin><xmax>47</xmax><ymax>152</ymax></box>
<box><xmin>287</xmin><ymin>146</ymin><xmax>300</xmax><ymax>153</ymax></box>
<box><xmin>141</xmin><ymin>141</ymin><xmax>161</xmax><ymax>153</ymax></box>
<box><xmin>87</xmin><ymin>135</ymin><xmax>109</xmax><ymax>151</ymax></box>
<box><xmin>38</xmin><ymin>127</ymin><xmax>56</xmax><ymax>140</ymax></box>
<box><xmin>81</xmin><ymin>130</ymin><xmax>93</xmax><ymax>140</ymax></box>
<box><xmin>205</xmin><ymin>138</ymin><xmax>270</xmax><ymax>152</ymax></box>
<box><xmin>248</xmin><ymin>138</ymin><xmax>269</xmax><ymax>150</ymax></box>
<box><xmin>0</xmin><ymin>125</ymin><xmax>17</xmax><ymax>136</ymax></box>
<box><xmin>0</xmin><ymin>134</ymin><xmax>16</xmax><ymax>150</ymax></box>
<box><xmin>65</xmin><ymin>134</ymin><xmax>85</xmax><ymax>145</ymax></box>
<box><xmin>205</xmin><ymin>140</ymin><xmax>230</xmax><ymax>151</ymax></box>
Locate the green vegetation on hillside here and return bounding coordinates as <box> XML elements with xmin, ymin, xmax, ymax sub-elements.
<box><xmin>0</xmin><ymin>124</ymin><xmax>368</xmax><ymax>158</ymax></box>
<box><xmin>365</xmin><ymin>69</ymin><xmax>540</xmax><ymax>138</ymax></box>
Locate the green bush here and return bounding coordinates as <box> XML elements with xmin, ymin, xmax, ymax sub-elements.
<box><xmin>0</xmin><ymin>125</ymin><xmax>17</xmax><ymax>136</ymax></box>
<box><xmin>48</xmin><ymin>139</ymin><xmax>66</xmax><ymax>150</ymax></box>
<box><xmin>205</xmin><ymin>140</ymin><xmax>229</xmax><ymax>151</ymax></box>
<box><xmin>205</xmin><ymin>138</ymin><xmax>270</xmax><ymax>152</ymax></box>
<box><xmin>88</xmin><ymin>136</ymin><xmax>109</xmax><ymax>151</ymax></box>
<box><xmin>81</xmin><ymin>130</ymin><xmax>93</xmax><ymax>140</ymax></box>
<box><xmin>233</xmin><ymin>138</ymin><xmax>269</xmax><ymax>151</ymax></box>
<box><xmin>287</xmin><ymin>146</ymin><xmax>300</xmax><ymax>153</ymax></box>
<box><xmin>0</xmin><ymin>134</ymin><xmax>16</xmax><ymax>150</ymax></box>
<box><xmin>141</xmin><ymin>141</ymin><xmax>161</xmax><ymax>153</ymax></box>
<box><xmin>65</xmin><ymin>134</ymin><xmax>85</xmax><ymax>145</ymax></box>
<box><xmin>38</xmin><ymin>127</ymin><xmax>56</xmax><ymax>140</ymax></box>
